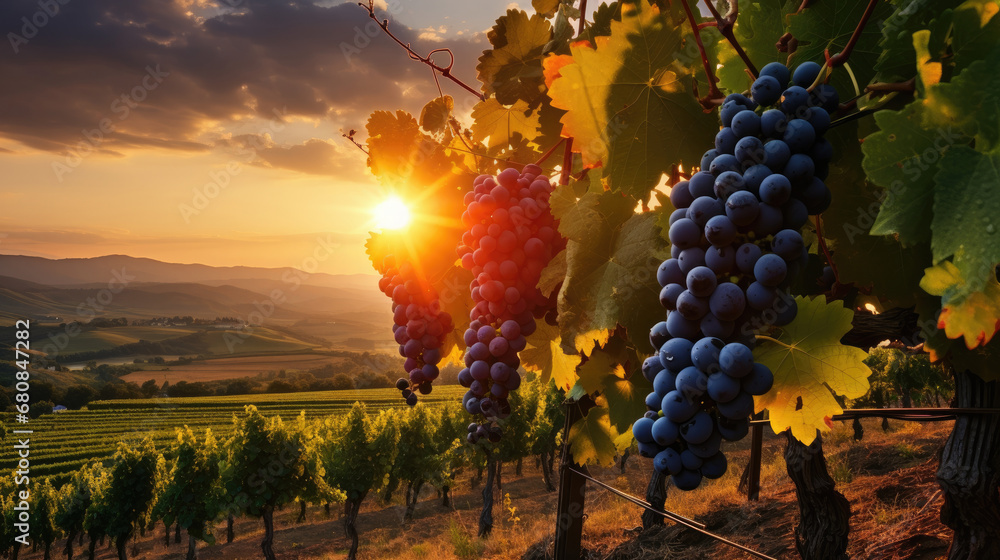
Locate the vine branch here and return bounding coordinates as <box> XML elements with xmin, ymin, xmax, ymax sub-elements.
<box><xmin>342</xmin><ymin>131</ymin><xmax>369</xmax><ymax>155</ymax></box>
<box><xmin>534</xmin><ymin>137</ymin><xmax>566</xmax><ymax>167</ymax></box>
<box><xmin>560</xmin><ymin>138</ymin><xmax>574</xmax><ymax>185</ymax></box>
<box><xmin>358</xmin><ymin>1</ymin><xmax>485</xmax><ymax>101</ymax></box>
<box><xmin>813</xmin><ymin>215</ymin><xmax>841</xmax><ymax>286</ymax></box>
<box><xmin>578</xmin><ymin>0</ymin><xmax>588</xmax><ymax>36</ymax></box>
<box><xmin>865</xmin><ymin>78</ymin><xmax>916</xmax><ymax>94</ymax></box>
<box><xmin>680</xmin><ymin>0</ymin><xmax>722</xmax><ymax>105</ymax></box>
<box><xmin>702</xmin><ymin>0</ymin><xmax>758</xmax><ymax>78</ymax></box>
<box><xmin>825</xmin><ymin>0</ymin><xmax>878</xmax><ymax>68</ymax></box>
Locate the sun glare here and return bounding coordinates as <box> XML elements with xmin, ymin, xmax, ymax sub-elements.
<box><xmin>373</xmin><ymin>197</ymin><xmax>411</xmax><ymax>230</ymax></box>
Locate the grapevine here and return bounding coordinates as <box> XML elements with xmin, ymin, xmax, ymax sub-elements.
<box><xmin>634</xmin><ymin>60</ymin><xmax>838</xmax><ymax>490</ymax></box>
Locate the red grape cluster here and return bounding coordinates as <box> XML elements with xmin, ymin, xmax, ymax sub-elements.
<box><xmin>457</xmin><ymin>164</ymin><xmax>564</xmax><ymax>443</ymax></box>
<box><xmin>380</xmin><ymin>256</ymin><xmax>454</xmax><ymax>406</ymax></box>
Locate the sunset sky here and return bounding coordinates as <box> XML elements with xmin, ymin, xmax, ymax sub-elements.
<box><xmin>0</xmin><ymin>0</ymin><xmax>514</xmax><ymax>275</ymax></box>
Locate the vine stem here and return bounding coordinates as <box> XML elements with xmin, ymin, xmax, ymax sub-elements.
<box><xmin>358</xmin><ymin>1</ymin><xmax>485</xmax><ymax>101</ymax></box>
<box><xmin>578</xmin><ymin>0</ymin><xmax>588</xmax><ymax>36</ymax></box>
<box><xmin>865</xmin><ymin>78</ymin><xmax>916</xmax><ymax>93</ymax></box>
<box><xmin>813</xmin><ymin>215</ymin><xmax>841</xmax><ymax>286</ymax></box>
<box><xmin>559</xmin><ymin>138</ymin><xmax>574</xmax><ymax>185</ymax></box>
<box><xmin>755</xmin><ymin>334</ymin><xmax>793</xmax><ymax>349</ymax></box>
<box><xmin>534</xmin><ymin>137</ymin><xmax>566</xmax><ymax>167</ymax></box>
<box><xmin>680</xmin><ymin>0</ymin><xmax>722</xmax><ymax>102</ymax></box>
<box><xmin>342</xmin><ymin>133</ymin><xmax>369</xmax><ymax>156</ymax></box>
<box><xmin>701</xmin><ymin>0</ymin><xmax>758</xmax><ymax>78</ymax></box>
<box><xmin>825</xmin><ymin>0</ymin><xmax>878</xmax><ymax>68</ymax></box>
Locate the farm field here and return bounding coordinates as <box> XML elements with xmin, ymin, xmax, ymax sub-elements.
<box><xmin>0</xmin><ymin>386</ymin><xmax>465</xmax><ymax>483</ymax></box>
<box><xmin>15</xmin><ymin>418</ymin><xmax>953</xmax><ymax>560</ymax></box>
<box><xmin>120</xmin><ymin>353</ymin><xmax>352</xmax><ymax>383</ymax></box>
<box><xmin>53</xmin><ymin>326</ymin><xmax>200</xmax><ymax>354</ymax></box>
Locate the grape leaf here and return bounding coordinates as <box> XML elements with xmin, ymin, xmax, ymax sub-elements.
<box><xmin>533</xmin><ymin>0</ymin><xmax>560</xmax><ymax>18</ymax></box>
<box><xmin>546</xmin><ymin>0</ymin><xmax>716</xmax><ymax>200</ymax></box>
<box><xmin>521</xmin><ymin>319</ymin><xmax>583</xmax><ymax>390</ymax></box>
<box><xmin>477</xmin><ymin>10</ymin><xmax>553</xmax><ymax>104</ymax></box>
<box><xmin>929</xmin><ymin>147</ymin><xmax>1000</xmax><ymax>294</ymax></box>
<box><xmin>576</xmin><ymin>331</ymin><xmax>634</xmax><ymax>393</ymax></box>
<box><xmin>863</xmin><ymin>104</ymin><xmax>948</xmax><ymax>245</ymax></box>
<box><xmin>471</xmin><ymin>98</ymin><xmax>541</xmax><ymax>149</ymax></box>
<box><xmin>919</xmin><ymin>260</ymin><xmax>1000</xmax><ymax>349</ymax></box>
<box><xmin>715</xmin><ymin>0</ymin><xmax>798</xmax><ymax>93</ymax></box>
<box><xmin>787</xmin><ymin>0</ymin><xmax>894</xmax><ymax>97</ymax></box>
<box><xmin>950</xmin><ymin>0</ymin><xmax>1000</xmax><ymax>75</ymax></box>
<box><xmin>602</xmin><ymin>362</ymin><xmax>651</xmax><ymax>433</ymax></box>
<box><xmin>926</xmin><ymin>49</ymin><xmax>1000</xmax><ymax>153</ymax></box>
<box><xmin>551</xmin><ymin>188</ymin><xmax>668</xmax><ymax>354</ymax></box>
<box><xmin>538</xmin><ymin>248</ymin><xmax>567</xmax><ymax>297</ymax></box>
<box><xmin>419</xmin><ymin>96</ymin><xmax>453</xmax><ymax>134</ymax></box>
<box><xmin>754</xmin><ymin>296</ymin><xmax>872</xmax><ymax>445</ymax></box>
<box><xmin>566</xmin><ymin>397</ymin><xmax>618</xmax><ymax>466</ymax></box>
<box><xmin>874</xmin><ymin>0</ymin><xmax>961</xmax><ymax>83</ymax></box>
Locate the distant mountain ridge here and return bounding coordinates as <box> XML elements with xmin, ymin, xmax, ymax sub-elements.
<box><xmin>0</xmin><ymin>254</ymin><xmax>376</xmax><ymax>289</ymax></box>
<box><xmin>0</xmin><ymin>255</ymin><xmax>389</xmax><ymax>324</ymax></box>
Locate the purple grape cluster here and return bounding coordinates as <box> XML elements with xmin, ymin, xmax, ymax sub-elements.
<box><xmin>634</xmin><ymin>61</ymin><xmax>837</xmax><ymax>490</ymax></box>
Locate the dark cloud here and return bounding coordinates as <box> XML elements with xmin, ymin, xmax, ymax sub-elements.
<box><xmin>0</xmin><ymin>0</ymin><xmax>486</xmax><ymax>156</ymax></box>
<box><xmin>221</xmin><ymin>133</ymin><xmax>367</xmax><ymax>177</ymax></box>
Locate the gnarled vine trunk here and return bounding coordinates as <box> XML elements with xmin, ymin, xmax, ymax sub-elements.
<box><xmin>297</xmin><ymin>500</ymin><xmax>307</xmax><ymax>522</ymax></box>
<box><xmin>226</xmin><ymin>514</ymin><xmax>234</xmax><ymax>543</ymax></box>
<box><xmin>540</xmin><ymin>450</ymin><xmax>555</xmax><ymax>492</ymax></box>
<box><xmin>784</xmin><ymin>431</ymin><xmax>850</xmax><ymax>560</ymax></box>
<box><xmin>115</xmin><ymin>536</ymin><xmax>127</xmax><ymax>560</ymax></box>
<box><xmin>642</xmin><ymin>469</ymin><xmax>667</xmax><ymax>530</ymax></box>
<box><xmin>64</xmin><ymin>529</ymin><xmax>77</xmax><ymax>560</ymax></box>
<box><xmin>937</xmin><ymin>369</ymin><xmax>1000</xmax><ymax>560</ymax></box>
<box><xmin>164</xmin><ymin>522</ymin><xmax>171</xmax><ymax>547</ymax></box>
<box><xmin>186</xmin><ymin>532</ymin><xmax>198</xmax><ymax>560</ymax></box>
<box><xmin>261</xmin><ymin>505</ymin><xmax>276</xmax><ymax>560</ymax></box>
<box><xmin>479</xmin><ymin>453</ymin><xmax>497</xmax><ymax>537</ymax></box>
<box><xmin>87</xmin><ymin>532</ymin><xmax>97</xmax><ymax>560</ymax></box>
<box><xmin>405</xmin><ymin>480</ymin><xmax>424</xmax><ymax>522</ymax></box>
<box><xmin>174</xmin><ymin>523</ymin><xmax>181</xmax><ymax>544</ymax></box>
<box><xmin>441</xmin><ymin>485</ymin><xmax>450</xmax><ymax>507</ymax></box>
<box><xmin>344</xmin><ymin>496</ymin><xmax>365</xmax><ymax>560</ymax></box>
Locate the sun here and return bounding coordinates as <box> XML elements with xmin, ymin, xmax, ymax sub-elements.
<box><xmin>373</xmin><ymin>196</ymin><xmax>411</xmax><ymax>230</ymax></box>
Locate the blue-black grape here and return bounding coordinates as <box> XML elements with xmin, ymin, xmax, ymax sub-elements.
<box><xmin>751</xmin><ymin>75</ymin><xmax>782</xmax><ymax>106</ymax></box>
<box><xmin>731</xmin><ymin>110</ymin><xmax>762</xmax><ymax>138</ymax></box>
<box><xmin>759</xmin><ymin>61</ymin><xmax>790</xmax><ymax>86</ymax></box>
<box><xmin>792</xmin><ymin>61</ymin><xmax>822</xmax><ymax>88</ymax></box>
<box><xmin>725</xmin><ymin>191</ymin><xmax>760</xmax><ymax>226</ymax></box>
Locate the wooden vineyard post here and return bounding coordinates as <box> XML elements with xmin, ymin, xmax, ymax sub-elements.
<box><xmin>747</xmin><ymin>413</ymin><xmax>764</xmax><ymax>501</ymax></box>
<box><xmin>554</xmin><ymin>395</ymin><xmax>595</xmax><ymax>560</ymax></box>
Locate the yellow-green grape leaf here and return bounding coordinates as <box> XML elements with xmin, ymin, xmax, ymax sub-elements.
<box><xmin>551</xmin><ymin>188</ymin><xmax>668</xmax><ymax>355</ymax></box>
<box><xmin>566</xmin><ymin>397</ymin><xmax>617</xmax><ymax>466</ymax></box>
<box><xmin>919</xmin><ymin>260</ymin><xmax>1000</xmax><ymax>349</ymax></box>
<box><xmin>471</xmin><ymin>98</ymin><xmax>541</xmax><ymax>149</ymax></box>
<box><xmin>576</xmin><ymin>331</ymin><xmax>635</xmax><ymax>394</ymax></box>
<box><xmin>521</xmin><ymin>320</ymin><xmax>583</xmax><ymax>390</ymax></box>
<box><xmin>546</xmin><ymin>0</ymin><xmax>715</xmax><ymax>200</ymax></box>
<box><xmin>754</xmin><ymin>296</ymin><xmax>872</xmax><ymax>445</ymax></box>
<box><xmin>477</xmin><ymin>10</ymin><xmax>552</xmax><ymax>104</ymax></box>
<box><xmin>537</xmin><ymin>248</ymin><xmax>567</xmax><ymax>298</ymax></box>
<box><xmin>419</xmin><ymin>96</ymin><xmax>454</xmax><ymax>134</ymax></box>
<box><xmin>602</xmin><ymin>363</ymin><xmax>651</xmax><ymax>434</ymax></box>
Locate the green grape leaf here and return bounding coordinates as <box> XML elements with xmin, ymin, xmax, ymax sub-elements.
<box><xmin>471</xmin><ymin>98</ymin><xmax>542</xmax><ymax>149</ymax></box>
<box><xmin>787</xmin><ymin>0</ymin><xmax>894</xmax><ymax>97</ymax></box>
<box><xmin>754</xmin><ymin>296</ymin><xmax>872</xmax><ymax>445</ymax></box>
<box><xmin>538</xmin><ymin>248</ymin><xmax>567</xmax><ymax>298</ymax></box>
<box><xmin>521</xmin><ymin>319</ymin><xmax>583</xmax><ymax>390</ymax></box>
<box><xmin>926</xmin><ymin>49</ymin><xmax>1000</xmax><ymax>153</ymax></box>
<box><xmin>929</xmin><ymin>146</ymin><xmax>1000</xmax><ymax>293</ymax></box>
<box><xmin>552</xmin><ymin>189</ymin><xmax>668</xmax><ymax>354</ymax></box>
<box><xmin>419</xmin><ymin>96</ymin><xmax>454</xmax><ymax>134</ymax></box>
<box><xmin>576</xmin><ymin>330</ymin><xmax>635</xmax><ymax>393</ymax></box>
<box><xmin>920</xmin><ymin>260</ymin><xmax>1000</xmax><ymax>349</ymax></box>
<box><xmin>477</xmin><ymin>10</ymin><xmax>553</xmax><ymax>104</ymax></box>
<box><xmin>863</xmin><ymin>104</ymin><xmax>950</xmax><ymax>245</ymax></box>
<box><xmin>602</xmin><ymin>364</ymin><xmax>651</xmax><ymax>434</ymax></box>
<box><xmin>874</xmin><ymin>0</ymin><xmax>961</xmax><ymax>83</ymax></box>
<box><xmin>566</xmin><ymin>397</ymin><xmax>618</xmax><ymax>466</ymax></box>
<box><xmin>546</xmin><ymin>0</ymin><xmax>716</xmax><ymax>200</ymax></box>
<box><xmin>716</xmin><ymin>0</ymin><xmax>798</xmax><ymax>93</ymax></box>
<box><xmin>950</xmin><ymin>0</ymin><xmax>1000</xmax><ymax>75</ymax></box>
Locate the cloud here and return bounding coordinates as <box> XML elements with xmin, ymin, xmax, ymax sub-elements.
<box><xmin>0</xmin><ymin>0</ymin><xmax>487</xmax><ymax>156</ymax></box>
<box><xmin>218</xmin><ymin>134</ymin><xmax>367</xmax><ymax>177</ymax></box>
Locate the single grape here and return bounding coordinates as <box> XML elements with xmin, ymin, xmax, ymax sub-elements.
<box><xmin>632</xmin><ymin>416</ymin><xmax>656</xmax><ymax>444</ymax></box>
<box><xmin>759</xmin><ymin>62</ymin><xmax>790</xmax><ymax>87</ymax></box>
<box><xmin>780</xmin><ymin>85</ymin><xmax>810</xmax><ymax>113</ymax></box>
<box><xmin>676</xmin><ymin>290</ymin><xmax>710</xmax><ymax>321</ymax></box>
<box><xmin>715</xmin><ymin>127</ymin><xmax>738</xmax><ymax>154</ymax></box>
<box><xmin>687</xmin><ymin>196</ymin><xmax>724</xmax><ymax>227</ymax></box>
<box><xmin>709</xmin><ymin>283</ymin><xmax>746</xmax><ymax>322</ymax></box>
<box><xmin>680</xmin><ymin>411</ymin><xmax>714</xmax><ymax>444</ymax></box>
<box><xmin>686</xmin><ymin>266</ymin><xmax>719</xmax><ymax>298</ymax></box>
<box><xmin>688</xmin><ymin>171</ymin><xmax>716</xmax><ymax>198</ymax></box>
<box><xmin>718</xmin><ymin>417</ymin><xmax>750</xmax><ymax>441</ymax></box>
<box><xmin>707</xmin><ymin>372</ymin><xmax>741</xmax><ymax>403</ymax></box>
<box><xmin>792</xmin><ymin>61</ymin><xmax>822</xmax><ymax>87</ymax></box>
<box><xmin>649</xmin><ymin>320</ymin><xmax>670</xmax><ymax>350</ymax></box>
<box><xmin>659</xmin><ymin>282</ymin><xmax>685</xmax><ymax>310</ymax></box>
<box><xmin>654</xmin><ymin>448</ymin><xmax>683</xmax><ymax>475</ymax></box>
<box><xmin>763</xmin><ymin>140</ymin><xmax>791</xmax><ymax>170</ymax></box>
<box><xmin>666</xmin><ymin>310</ymin><xmax>701</xmax><ymax>340</ymax></box>
<box><xmin>751</xmin><ymin>75</ymin><xmax>782</xmax><ymax>106</ymax></box>
<box><xmin>675</xmin><ymin>366</ymin><xmax>708</xmax><ymax>398</ymax></box>
<box><xmin>719</xmin><ymin>342</ymin><xmax>754</xmax><ymax>378</ymax></box>
<box><xmin>705</xmin><ymin>246</ymin><xmax>736</xmax><ymax>275</ymax></box>
<box><xmin>735</xmin><ymin>243</ymin><xmax>763</xmax><ymax>274</ymax></box>
<box><xmin>673</xmin><ymin>469</ymin><xmax>703</xmax><ymax>491</ymax></box>
<box><xmin>669</xmin><ymin>218</ymin><xmax>702</xmax><ymax>250</ymax></box>
<box><xmin>734</xmin><ymin>136</ymin><xmax>766</xmax><ymax>167</ymax></box>
<box><xmin>662</xmin><ymin>389</ymin><xmax>700</xmax><ymax>423</ymax></box>
<box><xmin>680</xmin><ymin>450</ymin><xmax>704</xmax><ymax>471</ymax></box>
<box><xmin>760</xmin><ymin>109</ymin><xmax>787</xmax><ymax>138</ymax></box>
<box><xmin>743</xmin><ymin>363</ymin><xmax>775</xmax><ymax>395</ymax></box>
<box><xmin>717</xmin><ymin>391</ymin><xmax>755</xmax><ymax>420</ymax></box>
<box><xmin>725</xmin><ymin>191</ymin><xmax>760</xmax><ymax>227</ymax></box>
<box><xmin>653</xmin><ymin>369</ymin><xmax>677</xmax><ymax>396</ymax></box>
<box><xmin>742</xmin><ymin>164</ymin><xmax>772</xmax><ymax>195</ymax></box>
<box><xmin>760</xmin><ymin>174</ymin><xmax>792</xmax><ymax>206</ymax></box>
<box><xmin>670</xmin><ymin>180</ymin><xmax>695</xmax><ymax>209</ymax></box>
<box><xmin>714</xmin><ymin>170</ymin><xmax>746</xmax><ymax>200</ymax></box>
<box><xmin>677</xmin><ymin>247</ymin><xmax>706</xmax><ymax>275</ymax></box>
<box><xmin>691</xmin><ymin>337</ymin><xmax>724</xmax><ymax>373</ymax></box>
<box><xmin>754</xmin><ymin>254</ymin><xmax>788</xmax><ymax>287</ymax></box>
<box><xmin>709</xmin><ymin>153</ymin><xmax>741</xmax><ymax>176</ymax></box>
<box><xmin>731</xmin><ymin>110</ymin><xmax>762</xmax><ymax>138</ymax></box>
<box><xmin>659</xmin><ymin>337</ymin><xmax>694</xmax><ymax>372</ymax></box>
<box><xmin>701</xmin><ymin>149</ymin><xmax>719</xmax><ymax>171</ymax></box>
<box><xmin>642</xmin><ymin>355</ymin><xmax>665</xmax><ymax>382</ymax></box>
<box><xmin>783</xmin><ymin>119</ymin><xmax>816</xmax><ymax>153</ymax></box>
<box><xmin>746</xmin><ymin>281</ymin><xmax>777</xmax><ymax>310</ymax></box>
<box><xmin>772</xmin><ymin>229</ymin><xmax>805</xmax><ymax>261</ymax></box>
<box><xmin>652</xmin><ymin>417</ymin><xmax>680</xmax><ymax>446</ymax></box>
<box><xmin>700</xmin><ymin>451</ymin><xmax>728</xmax><ymax>479</ymax></box>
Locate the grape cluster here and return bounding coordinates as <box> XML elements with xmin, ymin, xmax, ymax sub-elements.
<box><xmin>634</xmin><ymin>61</ymin><xmax>837</xmax><ymax>490</ymax></box>
<box><xmin>457</xmin><ymin>164</ymin><xmax>564</xmax><ymax>444</ymax></box>
<box><xmin>381</xmin><ymin>258</ymin><xmax>454</xmax><ymax>406</ymax></box>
